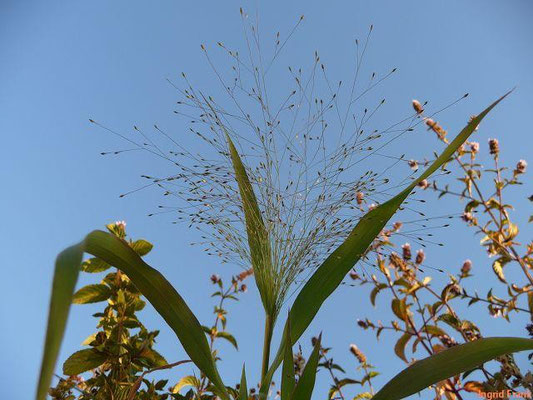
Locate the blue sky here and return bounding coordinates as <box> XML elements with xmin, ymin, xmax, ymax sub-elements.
<box><xmin>1</xmin><ymin>1</ymin><xmax>532</xmax><ymax>399</ymax></box>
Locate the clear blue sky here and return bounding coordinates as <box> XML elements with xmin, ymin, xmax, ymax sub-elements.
<box><xmin>1</xmin><ymin>1</ymin><xmax>532</xmax><ymax>399</ymax></box>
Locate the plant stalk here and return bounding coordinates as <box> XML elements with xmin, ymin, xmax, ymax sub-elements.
<box><xmin>261</xmin><ymin>314</ymin><xmax>274</xmax><ymax>384</ymax></box>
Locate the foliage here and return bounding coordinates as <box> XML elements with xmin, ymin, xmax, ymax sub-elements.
<box><xmin>49</xmin><ymin>223</ymin><xmax>172</xmax><ymax>400</ymax></box>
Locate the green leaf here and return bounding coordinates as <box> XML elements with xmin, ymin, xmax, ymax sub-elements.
<box><xmin>291</xmin><ymin>335</ymin><xmax>321</xmax><ymax>400</ymax></box>
<box><xmin>63</xmin><ymin>348</ymin><xmax>107</xmax><ymax>375</ymax></box>
<box><xmin>142</xmin><ymin>348</ymin><xmax>168</xmax><ymax>368</ymax></box>
<box><xmin>201</xmin><ymin>326</ymin><xmax>239</xmax><ymax>350</ymax></box>
<box><xmin>261</xmin><ymin>92</ymin><xmax>511</xmax><ymax>395</ymax></box>
<box><xmin>423</xmin><ymin>325</ymin><xmax>448</xmax><ymax>337</ymax></box>
<box><xmin>281</xmin><ymin>319</ymin><xmax>295</xmax><ymax>400</ymax></box>
<box><xmin>216</xmin><ymin>331</ymin><xmax>239</xmax><ymax>350</ymax></box>
<box><xmin>36</xmin><ymin>230</ymin><xmax>228</xmax><ymax>400</ymax></box>
<box><xmin>36</xmin><ymin>243</ymin><xmax>82</xmax><ymax>400</ymax></box>
<box><xmin>131</xmin><ymin>239</ymin><xmax>154</xmax><ymax>256</ymax></box>
<box><xmin>394</xmin><ymin>333</ymin><xmax>411</xmax><ymax>362</ymax></box>
<box><xmin>171</xmin><ymin>375</ymin><xmax>202</xmax><ymax>393</ymax></box>
<box><xmin>238</xmin><ymin>365</ymin><xmax>248</xmax><ymax>400</ymax></box>
<box><xmin>225</xmin><ymin>133</ymin><xmax>274</xmax><ymax>315</ymax></box>
<box><xmin>81</xmin><ymin>257</ymin><xmax>110</xmax><ymax>273</ymax></box>
<box><xmin>372</xmin><ymin>337</ymin><xmax>533</xmax><ymax>400</ymax></box>
<box><xmin>391</xmin><ymin>298</ymin><xmax>408</xmax><ymax>321</ymax></box>
<box><xmin>492</xmin><ymin>259</ymin><xmax>507</xmax><ymax>283</ymax></box>
<box><xmin>72</xmin><ymin>284</ymin><xmax>111</xmax><ymax>304</ymax></box>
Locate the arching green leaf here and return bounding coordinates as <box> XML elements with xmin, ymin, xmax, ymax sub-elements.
<box><xmin>373</xmin><ymin>337</ymin><xmax>533</xmax><ymax>400</ymax></box>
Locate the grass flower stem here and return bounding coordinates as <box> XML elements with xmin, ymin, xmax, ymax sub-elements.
<box><xmin>261</xmin><ymin>313</ymin><xmax>275</xmax><ymax>384</ymax></box>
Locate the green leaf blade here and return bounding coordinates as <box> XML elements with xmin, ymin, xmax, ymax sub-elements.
<box><xmin>36</xmin><ymin>243</ymin><xmax>83</xmax><ymax>400</ymax></box>
<box><xmin>238</xmin><ymin>365</ymin><xmax>248</xmax><ymax>400</ymax></box>
<box><xmin>62</xmin><ymin>348</ymin><xmax>107</xmax><ymax>375</ymax></box>
<box><xmin>281</xmin><ymin>319</ymin><xmax>296</xmax><ymax>400</ymax></box>
<box><xmin>72</xmin><ymin>284</ymin><xmax>111</xmax><ymax>304</ymax></box>
<box><xmin>131</xmin><ymin>239</ymin><xmax>154</xmax><ymax>256</ymax></box>
<box><xmin>291</xmin><ymin>335</ymin><xmax>321</xmax><ymax>400</ymax></box>
<box><xmin>373</xmin><ymin>337</ymin><xmax>533</xmax><ymax>400</ymax></box>
<box><xmin>225</xmin><ymin>134</ymin><xmax>274</xmax><ymax>314</ymax></box>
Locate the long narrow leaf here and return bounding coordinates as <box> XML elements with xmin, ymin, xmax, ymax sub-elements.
<box><xmin>36</xmin><ymin>244</ymin><xmax>83</xmax><ymax>400</ymax></box>
<box><xmin>239</xmin><ymin>365</ymin><xmax>248</xmax><ymax>400</ymax></box>
<box><xmin>281</xmin><ymin>319</ymin><xmax>296</xmax><ymax>400</ymax></box>
<box><xmin>225</xmin><ymin>133</ymin><xmax>274</xmax><ymax>314</ymax></box>
<box><xmin>261</xmin><ymin>91</ymin><xmax>511</xmax><ymax>394</ymax></box>
<box><xmin>291</xmin><ymin>335</ymin><xmax>321</xmax><ymax>400</ymax></box>
<box><xmin>373</xmin><ymin>337</ymin><xmax>533</xmax><ymax>400</ymax></box>
<box><xmin>36</xmin><ymin>230</ymin><xmax>228</xmax><ymax>400</ymax></box>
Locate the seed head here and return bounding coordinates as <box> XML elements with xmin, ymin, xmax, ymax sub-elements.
<box><xmin>401</xmin><ymin>243</ymin><xmax>412</xmax><ymax>261</ymax></box>
<box><xmin>516</xmin><ymin>159</ymin><xmax>527</xmax><ymax>174</ymax></box>
<box><xmin>417</xmin><ymin>179</ymin><xmax>429</xmax><ymax>189</ymax></box>
<box><xmin>415</xmin><ymin>249</ymin><xmax>425</xmax><ymax>264</ymax></box>
<box><xmin>412</xmin><ymin>99</ymin><xmax>424</xmax><ymax>114</ymax></box>
<box><xmin>408</xmin><ymin>159</ymin><xmax>419</xmax><ymax>171</ymax></box>
<box><xmin>349</xmin><ymin>344</ymin><xmax>367</xmax><ymax>364</ymax></box>
<box><xmin>488</xmin><ymin>138</ymin><xmax>499</xmax><ymax>156</ymax></box>
<box><xmin>461</xmin><ymin>212</ymin><xmax>474</xmax><ymax>223</ymax></box>
<box><xmin>356</xmin><ymin>191</ymin><xmax>365</xmax><ymax>205</ymax></box>
<box><xmin>461</xmin><ymin>259</ymin><xmax>472</xmax><ymax>275</ymax></box>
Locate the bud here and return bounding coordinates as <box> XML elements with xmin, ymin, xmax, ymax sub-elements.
<box><xmin>393</xmin><ymin>221</ymin><xmax>403</xmax><ymax>232</ymax></box>
<box><xmin>349</xmin><ymin>270</ymin><xmax>359</xmax><ymax>280</ymax></box>
<box><xmin>461</xmin><ymin>259</ymin><xmax>472</xmax><ymax>275</ymax></box>
<box><xmin>408</xmin><ymin>159</ymin><xmax>419</xmax><ymax>171</ymax></box>
<box><xmin>449</xmin><ymin>284</ymin><xmax>461</xmax><ymax>296</ymax></box>
<box><xmin>417</xmin><ymin>179</ymin><xmax>429</xmax><ymax>189</ymax></box>
<box><xmin>515</xmin><ymin>159</ymin><xmax>527</xmax><ymax>174</ymax></box>
<box><xmin>461</xmin><ymin>212</ymin><xmax>473</xmax><ymax>223</ymax></box>
<box><xmin>469</xmin><ymin>141</ymin><xmax>480</xmax><ymax>154</ymax></box>
<box><xmin>425</xmin><ymin>118</ymin><xmax>447</xmax><ymax>141</ymax></box>
<box><xmin>357</xmin><ymin>319</ymin><xmax>369</xmax><ymax>329</ymax></box>
<box><xmin>115</xmin><ymin>220</ymin><xmax>126</xmax><ymax>229</ymax></box>
<box><xmin>356</xmin><ymin>191</ymin><xmax>364</xmax><ymax>205</ymax></box>
<box><xmin>210</xmin><ymin>274</ymin><xmax>220</xmax><ymax>284</ymax></box>
<box><xmin>415</xmin><ymin>249</ymin><xmax>425</xmax><ymax>264</ymax></box>
<box><xmin>488</xmin><ymin>138</ymin><xmax>499</xmax><ymax>156</ymax></box>
<box><xmin>402</xmin><ymin>243</ymin><xmax>412</xmax><ymax>261</ymax></box>
<box><xmin>240</xmin><ymin>284</ymin><xmax>247</xmax><ymax>292</ymax></box>
<box><xmin>412</xmin><ymin>99</ymin><xmax>424</xmax><ymax>114</ymax></box>
<box><xmin>349</xmin><ymin>344</ymin><xmax>367</xmax><ymax>364</ymax></box>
